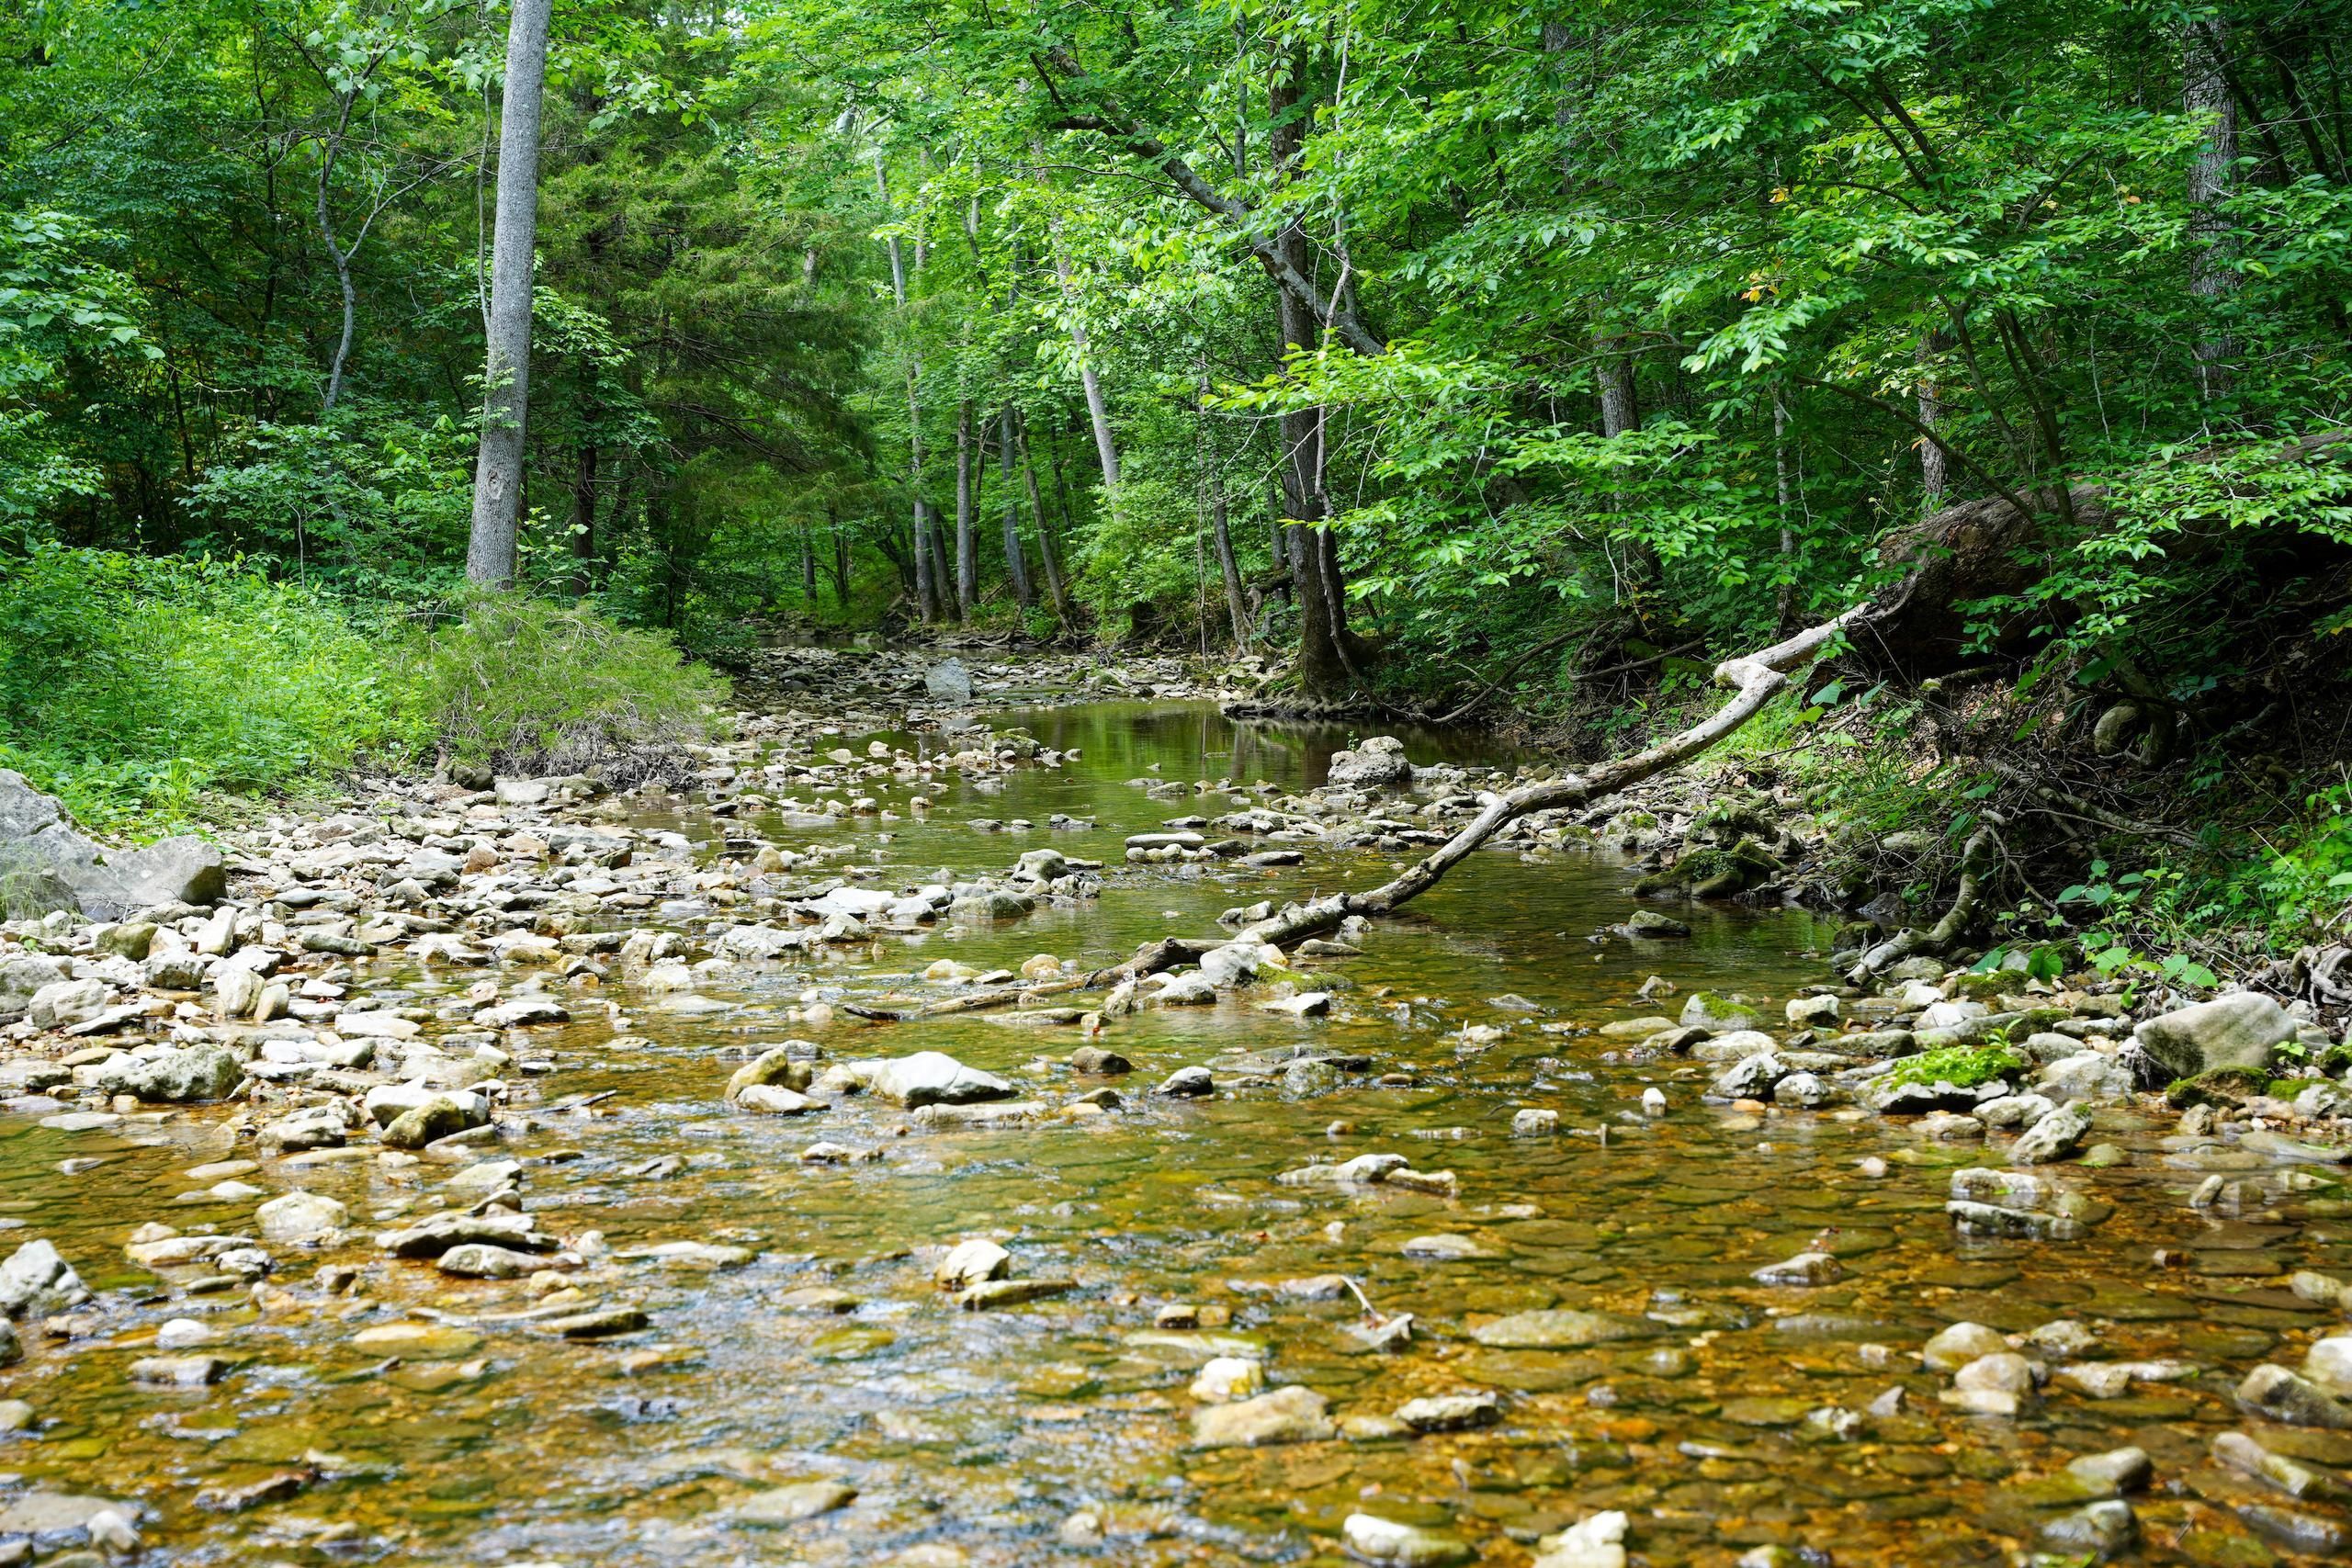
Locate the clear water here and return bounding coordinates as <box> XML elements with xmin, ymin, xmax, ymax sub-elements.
<box><xmin>6</xmin><ymin>701</ymin><xmax>2327</xmax><ymax>1566</ymax></box>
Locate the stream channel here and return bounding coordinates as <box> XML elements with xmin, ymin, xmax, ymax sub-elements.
<box><xmin>6</xmin><ymin>695</ymin><xmax>2337</xmax><ymax>1568</ymax></box>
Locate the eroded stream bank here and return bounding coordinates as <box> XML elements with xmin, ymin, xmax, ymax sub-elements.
<box><xmin>2</xmin><ymin>651</ymin><xmax>2350</xmax><ymax>1568</ymax></box>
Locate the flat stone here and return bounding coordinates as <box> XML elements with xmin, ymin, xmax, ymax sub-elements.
<box><xmin>1473</xmin><ymin>1309</ymin><xmax>1658</xmax><ymax>1349</ymax></box>
<box><xmin>736</xmin><ymin>1479</ymin><xmax>857</xmax><ymax>1525</ymax></box>
<box><xmin>1341</xmin><ymin>1513</ymin><xmax>1476</xmax><ymax>1567</ymax></box>
<box><xmin>1190</xmin><ymin>1385</ymin><xmax>1334</xmax><ymax>1448</ymax></box>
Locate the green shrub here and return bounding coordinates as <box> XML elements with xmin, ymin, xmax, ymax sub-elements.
<box><xmin>0</xmin><ymin>544</ymin><xmax>414</xmax><ymax>831</ymax></box>
<box><xmin>398</xmin><ymin>593</ymin><xmax>728</xmax><ymax>779</ymax></box>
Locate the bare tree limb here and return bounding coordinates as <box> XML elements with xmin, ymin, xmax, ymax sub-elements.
<box><xmin>1233</xmin><ymin>604</ymin><xmax>1875</xmax><ymax>946</ymax></box>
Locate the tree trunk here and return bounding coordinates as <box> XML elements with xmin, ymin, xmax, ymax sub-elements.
<box><xmin>1211</xmin><ymin>462</ymin><xmax>1250</xmax><ymax>648</ymax></box>
<box><xmin>1917</xmin><ymin>331</ymin><xmax>1950</xmax><ymax>510</ymax></box>
<box><xmin>1018</xmin><ymin>412</ymin><xmax>1071</xmax><ymax>623</ymax></box>
<box><xmin>315</xmin><ymin>92</ymin><xmax>359</xmax><ymax>414</ymax></box>
<box><xmin>954</xmin><ymin>400</ymin><xmax>977</xmax><ymax>620</ymax></box>
<box><xmin>1000</xmin><ymin>404</ymin><xmax>1034</xmax><ymax>608</ymax></box>
<box><xmin>799</xmin><ymin>522</ymin><xmax>818</xmax><ymax>604</ymax></box>
<box><xmin>875</xmin><ymin>148</ymin><xmax>932</xmax><ymax>621</ymax></box>
<box><xmin>465</xmin><ymin>0</ymin><xmax>552</xmax><ymax>588</ymax></box>
<box><xmin>569</xmin><ymin>441</ymin><xmax>596</xmax><ymax>596</ymax></box>
<box><xmin>1049</xmin><ymin>222</ymin><xmax>1121</xmax><ymax>491</ymax></box>
<box><xmin>1773</xmin><ymin>383</ymin><xmax>1795</xmax><ymax>631</ymax></box>
<box><xmin>827</xmin><ymin>499</ymin><xmax>851</xmax><ymax>604</ymax></box>
<box><xmin>912</xmin><ymin>500</ymin><xmax>938</xmax><ymax>621</ymax></box>
<box><xmin>927</xmin><ymin>502</ymin><xmax>954</xmax><ymax>612</ymax></box>
<box><xmin>2187</xmin><ymin>14</ymin><xmax>2240</xmax><ymax>400</ymax></box>
<box><xmin>1270</xmin><ymin>47</ymin><xmax>1352</xmax><ymax>696</ymax></box>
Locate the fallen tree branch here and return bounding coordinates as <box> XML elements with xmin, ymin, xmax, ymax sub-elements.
<box><xmin>1231</xmin><ymin>605</ymin><xmax>1876</xmax><ymax>946</ymax></box>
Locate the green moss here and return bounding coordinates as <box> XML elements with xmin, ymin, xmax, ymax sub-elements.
<box><xmin>1887</xmin><ymin>1043</ymin><xmax>2023</xmax><ymax>1089</ymax></box>
<box><xmin>2164</xmin><ymin>1066</ymin><xmax>2272</xmax><ymax>1109</ymax></box>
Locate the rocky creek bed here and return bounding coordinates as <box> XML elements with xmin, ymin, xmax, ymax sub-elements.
<box><xmin>1</xmin><ymin>650</ymin><xmax>2350</xmax><ymax>1568</ymax></box>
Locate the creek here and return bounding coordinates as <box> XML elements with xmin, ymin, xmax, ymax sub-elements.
<box><xmin>5</xmin><ymin>696</ymin><xmax>2334</xmax><ymax>1567</ymax></box>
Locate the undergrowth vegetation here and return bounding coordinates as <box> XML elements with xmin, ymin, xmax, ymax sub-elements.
<box><xmin>0</xmin><ymin>547</ymin><xmax>725</xmax><ymax>834</ymax></box>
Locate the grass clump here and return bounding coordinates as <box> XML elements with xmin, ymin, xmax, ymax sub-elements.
<box><xmin>1887</xmin><ymin>1042</ymin><xmax>2023</xmax><ymax>1089</ymax></box>
<box><xmin>398</xmin><ymin>594</ymin><xmax>729</xmax><ymax>781</ymax></box>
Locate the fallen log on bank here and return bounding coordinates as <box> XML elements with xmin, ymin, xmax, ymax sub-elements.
<box><xmin>1231</xmin><ymin>605</ymin><xmax>1874</xmax><ymax>947</ymax></box>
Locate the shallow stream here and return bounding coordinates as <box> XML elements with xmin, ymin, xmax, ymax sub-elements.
<box><xmin>7</xmin><ymin>699</ymin><xmax>2340</xmax><ymax>1567</ymax></box>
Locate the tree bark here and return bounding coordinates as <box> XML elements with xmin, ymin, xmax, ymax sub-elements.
<box><xmin>912</xmin><ymin>500</ymin><xmax>938</xmax><ymax>621</ymax></box>
<box><xmin>1917</xmin><ymin>331</ymin><xmax>1950</xmax><ymax>510</ymax></box>
<box><xmin>315</xmin><ymin>91</ymin><xmax>360</xmax><ymax>414</ymax></box>
<box><xmin>1270</xmin><ymin>48</ymin><xmax>1353</xmax><ymax>696</ymax></box>
<box><xmin>953</xmin><ymin>400</ymin><xmax>977</xmax><ymax>620</ymax></box>
<box><xmin>827</xmin><ymin>499</ymin><xmax>851</xmax><ymax>604</ymax></box>
<box><xmin>1773</xmin><ymin>383</ymin><xmax>1796</xmax><ymax>631</ymax></box>
<box><xmin>465</xmin><ymin>0</ymin><xmax>551</xmax><ymax>588</ymax></box>
<box><xmin>1000</xmin><ymin>404</ymin><xmax>1034</xmax><ymax>608</ymax></box>
<box><xmin>2187</xmin><ymin>14</ymin><xmax>2240</xmax><ymax>400</ymax></box>
<box><xmin>1017</xmin><ymin>411</ymin><xmax>1071</xmax><ymax>623</ymax></box>
<box><xmin>1050</xmin><ymin>233</ymin><xmax>1121</xmax><ymax>491</ymax></box>
<box><xmin>927</xmin><ymin>502</ymin><xmax>954</xmax><ymax>610</ymax></box>
<box><xmin>1211</xmin><ymin>463</ymin><xmax>1250</xmax><ymax>648</ymax></box>
<box><xmin>875</xmin><ymin>148</ymin><xmax>933</xmax><ymax>621</ymax></box>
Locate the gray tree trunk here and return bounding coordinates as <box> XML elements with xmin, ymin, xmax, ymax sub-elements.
<box><xmin>1051</xmin><ymin>238</ymin><xmax>1121</xmax><ymax>491</ymax></box>
<box><xmin>999</xmin><ymin>404</ymin><xmax>1033</xmax><ymax>607</ymax></box>
<box><xmin>316</xmin><ymin>93</ymin><xmax>360</xmax><ymax>414</ymax></box>
<box><xmin>954</xmin><ymin>401</ymin><xmax>977</xmax><ymax>619</ymax></box>
<box><xmin>874</xmin><ymin>148</ymin><xmax>934</xmax><ymax>621</ymax></box>
<box><xmin>465</xmin><ymin>0</ymin><xmax>552</xmax><ymax>588</ymax></box>
<box><xmin>1916</xmin><ymin>332</ymin><xmax>1949</xmax><ymax>510</ymax></box>
<box><xmin>2186</xmin><ymin>15</ymin><xmax>2239</xmax><ymax>400</ymax></box>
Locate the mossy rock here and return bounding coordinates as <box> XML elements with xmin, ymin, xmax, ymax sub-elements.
<box><xmin>1645</xmin><ymin>846</ymin><xmax>1770</xmax><ymax>900</ymax></box>
<box><xmin>2164</xmin><ymin>1066</ymin><xmax>2272</xmax><ymax>1110</ymax></box>
<box><xmin>1888</xmin><ymin>1043</ymin><xmax>2023</xmax><ymax>1089</ymax></box>
<box><xmin>1943</xmin><ymin>971</ymin><xmax>2012</xmax><ymax>1002</ymax></box>
<box><xmin>1691</xmin><ymin>795</ymin><xmax>1776</xmax><ymax>845</ymax></box>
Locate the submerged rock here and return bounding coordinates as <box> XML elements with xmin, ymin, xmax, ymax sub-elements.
<box><xmin>1341</xmin><ymin>1512</ymin><xmax>1476</xmax><ymax>1567</ymax></box>
<box><xmin>1190</xmin><ymin>1385</ymin><xmax>1333</xmax><ymax>1448</ymax></box>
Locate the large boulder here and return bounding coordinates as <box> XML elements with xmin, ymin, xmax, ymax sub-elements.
<box><xmin>924</xmin><ymin>659</ymin><xmax>976</xmax><ymax>703</ymax></box>
<box><xmin>96</xmin><ymin>1044</ymin><xmax>243</xmax><ymax>1103</ymax></box>
<box><xmin>0</xmin><ymin>771</ymin><xmax>225</xmax><ymax>919</ymax></box>
<box><xmin>862</xmin><ymin>1052</ymin><xmax>1013</xmax><ymax>1108</ymax></box>
<box><xmin>2133</xmin><ymin>993</ymin><xmax>2296</xmax><ymax>1080</ymax></box>
<box><xmin>0</xmin><ymin>953</ymin><xmax>70</xmax><ymax>1015</ymax></box>
<box><xmin>1325</xmin><ymin>737</ymin><xmax>1410</xmax><ymax>791</ymax></box>
<box><xmin>0</xmin><ymin>1238</ymin><xmax>91</xmax><ymax>1318</ymax></box>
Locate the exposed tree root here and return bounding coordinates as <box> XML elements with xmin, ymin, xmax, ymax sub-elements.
<box><xmin>1846</xmin><ymin>819</ymin><xmax>2001</xmax><ymax>983</ymax></box>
